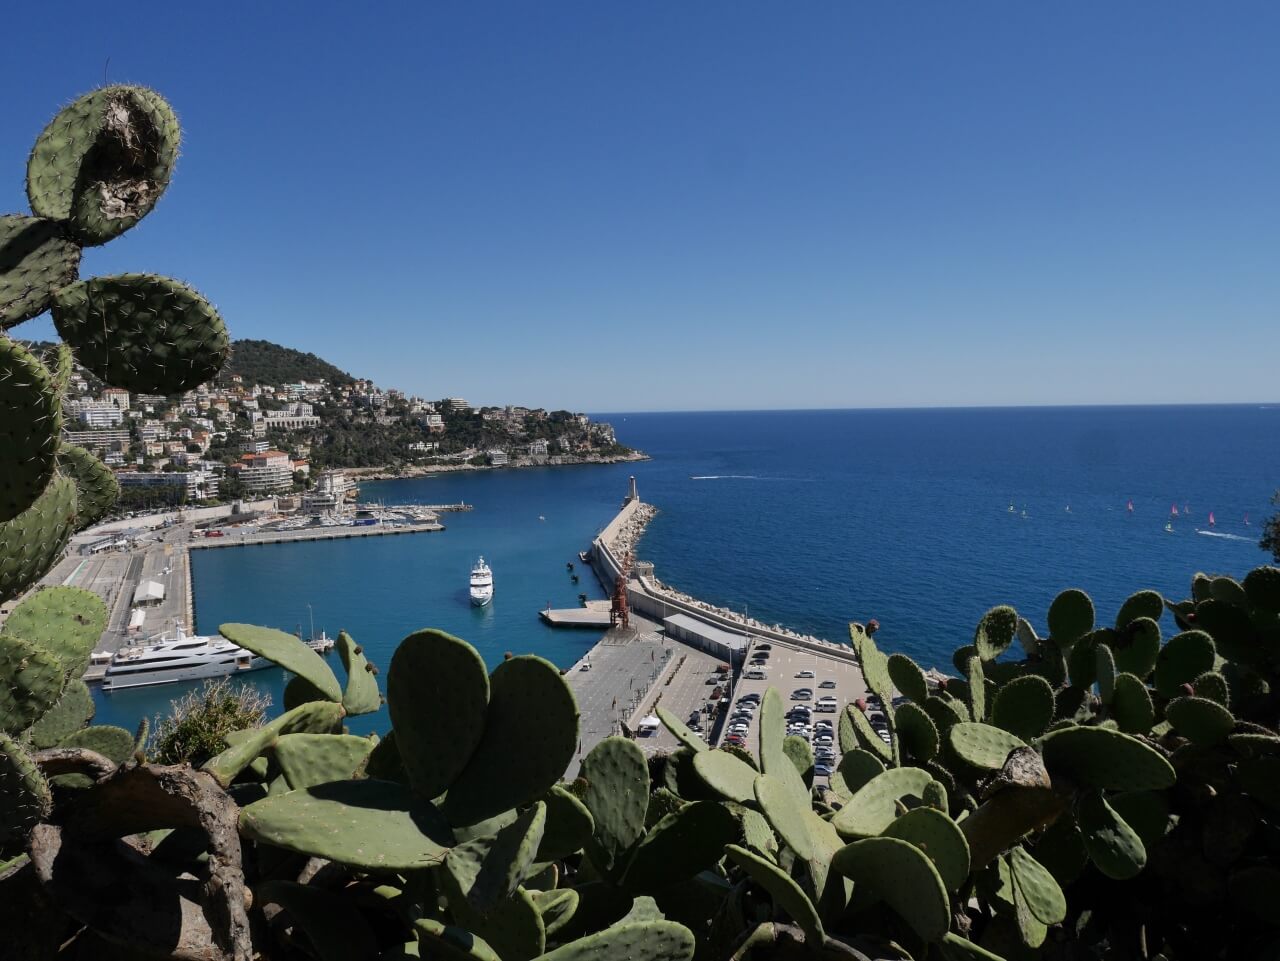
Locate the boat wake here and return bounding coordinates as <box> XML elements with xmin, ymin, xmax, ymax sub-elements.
<box><xmin>690</xmin><ymin>475</ymin><xmax>760</xmax><ymax>480</ymax></box>
<box><xmin>1195</xmin><ymin>530</ymin><xmax>1253</xmax><ymax>542</ymax></box>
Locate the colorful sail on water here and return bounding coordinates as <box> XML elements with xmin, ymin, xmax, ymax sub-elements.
<box><xmin>1127</xmin><ymin>499</ymin><xmax>1134</xmax><ymax>513</ymax></box>
<box><xmin>1209</xmin><ymin>511</ymin><xmax>1216</xmax><ymax>526</ymax></box>
<box><xmin>1171</xmin><ymin>503</ymin><xmax>1179</xmax><ymax>516</ymax></box>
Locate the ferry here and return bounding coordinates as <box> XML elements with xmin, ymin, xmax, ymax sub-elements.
<box><xmin>100</xmin><ymin>622</ymin><xmax>334</xmax><ymax>690</ymax></box>
<box><xmin>470</xmin><ymin>556</ymin><xmax>494</xmax><ymax>607</ymax></box>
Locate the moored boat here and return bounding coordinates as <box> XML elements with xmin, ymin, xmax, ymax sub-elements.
<box><xmin>470</xmin><ymin>556</ymin><xmax>494</xmax><ymax>607</ymax></box>
<box><xmin>102</xmin><ymin>623</ymin><xmax>270</xmax><ymax>691</ymax></box>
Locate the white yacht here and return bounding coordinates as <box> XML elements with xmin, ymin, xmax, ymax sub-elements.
<box><xmin>101</xmin><ymin>623</ymin><xmax>270</xmax><ymax>691</ymax></box>
<box><xmin>100</xmin><ymin>623</ymin><xmax>335</xmax><ymax>690</ymax></box>
<box><xmin>470</xmin><ymin>556</ymin><xmax>494</xmax><ymax>607</ymax></box>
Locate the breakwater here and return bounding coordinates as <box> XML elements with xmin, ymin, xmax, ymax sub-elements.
<box><xmin>587</xmin><ymin>492</ymin><xmax>859</xmax><ymax>666</ymax></box>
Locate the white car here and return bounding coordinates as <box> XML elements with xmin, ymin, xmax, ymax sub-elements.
<box><xmin>795</xmin><ymin>670</ymin><xmax>815</xmax><ymax>678</ymax></box>
<box><xmin>817</xmin><ymin>695</ymin><xmax>838</xmax><ymax>704</ymax></box>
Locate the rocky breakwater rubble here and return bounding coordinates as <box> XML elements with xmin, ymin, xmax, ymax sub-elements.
<box><xmin>610</xmin><ymin>502</ymin><xmax>849</xmax><ymax>654</ymax></box>
<box><xmin>609</xmin><ymin>502</ymin><xmax>659</xmax><ymax>557</ymax></box>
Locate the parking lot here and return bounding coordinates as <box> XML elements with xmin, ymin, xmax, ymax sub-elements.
<box><xmin>715</xmin><ymin>639</ymin><xmax>870</xmax><ymax>784</ymax></box>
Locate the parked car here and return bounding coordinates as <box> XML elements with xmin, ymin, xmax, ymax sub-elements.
<box><xmin>756</xmin><ymin>643</ymin><xmax>772</xmax><ymax>651</ymax></box>
<box><xmin>791</xmin><ymin>689</ymin><xmax>813</xmax><ymax>700</ymax></box>
<box><xmin>817</xmin><ymin>695</ymin><xmax>838</xmax><ymax>704</ymax></box>
<box><xmin>819</xmin><ymin>679</ymin><xmax>837</xmax><ymax>689</ymax></box>
<box><xmin>744</xmin><ymin>669</ymin><xmax>767</xmax><ymax>680</ymax></box>
<box><xmin>814</xmin><ymin>763</ymin><xmax>833</xmax><ymax>776</ymax></box>
<box><xmin>795</xmin><ymin>669</ymin><xmax>815</xmax><ymax>678</ymax></box>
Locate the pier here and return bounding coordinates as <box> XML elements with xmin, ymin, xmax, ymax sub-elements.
<box><xmin>539</xmin><ymin>600</ymin><xmax>613</xmax><ymax>628</ymax></box>
<box><xmin>189</xmin><ymin>518</ymin><xmax>443</xmax><ymax>549</ymax></box>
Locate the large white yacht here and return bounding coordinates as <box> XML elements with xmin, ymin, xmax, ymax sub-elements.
<box><xmin>470</xmin><ymin>556</ymin><xmax>494</xmax><ymax>607</ymax></box>
<box><xmin>101</xmin><ymin>624</ymin><xmax>270</xmax><ymax>691</ymax></box>
<box><xmin>100</xmin><ymin>623</ymin><xmax>335</xmax><ymax>690</ymax></box>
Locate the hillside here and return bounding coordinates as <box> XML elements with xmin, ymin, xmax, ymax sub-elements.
<box><xmin>220</xmin><ymin>339</ymin><xmax>356</xmax><ymax>388</ymax></box>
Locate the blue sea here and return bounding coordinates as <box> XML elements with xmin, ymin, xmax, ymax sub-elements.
<box><xmin>92</xmin><ymin>406</ymin><xmax>1280</xmax><ymax>735</ymax></box>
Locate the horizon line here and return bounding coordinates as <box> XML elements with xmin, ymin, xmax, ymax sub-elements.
<box><xmin>588</xmin><ymin>401</ymin><xmax>1279</xmax><ymax>417</ymax></box>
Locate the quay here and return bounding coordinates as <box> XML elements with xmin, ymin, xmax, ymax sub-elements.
<box><xmin>3</xmin><ymin>496</ymin><xmax>455</xmax><ymax>683</ymax></box>
<box><xmin>189</xmin><ymin>518</ymin><xmax>443</xmax><ymax>549</ymax></box>
<box><xmin>539</xmin><ymin>600</ymin><xmax>613</xmax><ymax>628</ymax></box>
<box><xmin>559</xmin><ymin>478</ymin><xmax>871</xmax><ymax>778</ymax></box>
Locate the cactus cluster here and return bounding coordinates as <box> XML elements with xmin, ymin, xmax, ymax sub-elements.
<box><xmin>1</xmin><ymin>85</ymin><xmax>229</xmax><ymax>609</ymax></box>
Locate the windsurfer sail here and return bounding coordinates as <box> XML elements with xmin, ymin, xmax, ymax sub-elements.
<box><xmin>1171</xmin><ymin>504</ymin><xmax>1179</xmax><ymax>517</ymax></box>
<box><xmin>1127</xmin><ymin>499</ymin><xmax>1134</xmax><ymax>513</ymax></box>
<box><xmin>1209</xmin><ymin>511</ymin><xmax>1216</xmax><ymax>527</ymax></box>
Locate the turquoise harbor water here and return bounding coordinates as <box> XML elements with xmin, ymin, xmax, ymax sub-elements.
<box><xmin>92</xmin><ymin>405</ymin><xmax>1280</xmax><ymax>734</ymax></box>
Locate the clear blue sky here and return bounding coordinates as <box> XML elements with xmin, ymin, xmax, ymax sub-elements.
<box><xmin>5</xmin><ymin>3</ymin><xmax>1278</xmax><ymax>411</ymax></box>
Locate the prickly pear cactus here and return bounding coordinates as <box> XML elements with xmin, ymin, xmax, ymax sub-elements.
<box><xmin>1</xmin><ymin>86</ymin><xmax>229</xmax><ymax>606</ymax></box>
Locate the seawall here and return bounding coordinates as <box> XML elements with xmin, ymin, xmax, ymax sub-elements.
<box><xmin>587</xmin><ymin>499</ymin><xmax>859</xmax><ymax>665</ymax></box>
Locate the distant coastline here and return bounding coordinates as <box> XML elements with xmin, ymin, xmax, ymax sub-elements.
<box><xmin>346</xmin><ymin>449</ymin><xmax>649</xmax><ymax>483</ymax></box>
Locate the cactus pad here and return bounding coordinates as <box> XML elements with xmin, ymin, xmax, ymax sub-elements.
<box><xmin>5</xmin><ymin>585</ymin><xmax>106</xmax><ymax>675</ymax></box>
<box><xmin>949</xmin><ymin>722</ymin><xmax>1026</xmax><ymax>771</ymax></box>
<box><xmin>203</xmin><ymin>699</ymin><xmax>344</xmax><ymax>785</ymax></box>
<box><xmin>413</xmin><ymin>918</ymin><xmax>501</xmax><ymax>961</ymax></box>
<box><xmin>445</xmin><ymin>654</ymin><xmax>578</xmax><ymax>826</ymax></box>
<box><xmin>336</xmin><ymin>630</ymin><xmax>381</xmax><ymax>716</ymax></box>
<box><xmin>831</xmin><ymin>836</ymin><xmax>951</xmax><ymax>941</ymax></box>
<box><xmin>0</xmin><ymin>215</ymin><xmax>81</xmax><ymax>328</ymax></box>
<box><xmin>991</xmin><ymin>674</ymin><xmax>1054</xmax><ymax>741</ymax></box>
<box><xmin>537</xmin><ymin>783</ymin><xmax>594</xmax><ymax>860</ymax></box>
<box><xmin>1115</xmin><ymin>590</ymin><xmax>1164</xmax><ymax>628</ymax></box>
<box><xmin>442</xmin><ymin>880</ymin><xmax>544</xmax><ymax>961</ymax></box>
<box><xmin>622</xmin><ymin>800</ymin><xmax>738</xmax><ymax>892</ymax></box>
<box><xmin>1048</xmin><ymin>589</ymin><xmax>1094</xmax><ymax>647</ymax></box>
<box><xmin>1110</xmin><ymin>673</ymin><xmax>1155</xmax><ymax>735</ymax></box>
<box><xmin>882</xmin><ymin>806</ymin><xmax>970</xmax><ymax>891</ymax></box>
<box><xmin>655</xmin><ymin>704</ymin><xmax>708</xmax><ymax>753</ymax></box>
<box><xmin>58</xmin><ymin>724</ymin><xmax>133</xmax><ymax>765</ymax></box>
<box><xmin>1095</xmin><ymin>643</ymin><xmax>1117</xmax><ymax>704</ymax></box>
<box><xmin>1040</xmin><ymin>726</ymin><xmax>1175</xmax><ymax>791</ymax></box>
<box><xmin>887</xmin><ymin>652</ymin><xmax>929</xmax><ymax>703</ymax></box>
<box><xmin>895</xmin><ymin>701</ymin><xmax>939</xmax><ymax>761</ymax></box>
<box><xmin>57</xmin><ymin>444</ymin><xmax>119</xmax><ymax>530</ymax></box>
<box><xmin>0</xmin><ymin>336</ymin><xmax>62</xmax><ymax>524</ymax></box>
<box><xmin>831</xmin><ymin>766</ymin><xmax>932</xmax><ymax>837</ymax></box>
<box><xmin>578</xmin><ymin>736</ymin><xmax>648</xmax><ymax>869</ymax></box>
<box><xmin>240</xmin><ymin>778</ymin><xmax>453</xmax><ymax>870</ymax></box>
<box><xmin>966</xmin><ymin>654</ymin><xmax>986</xmax><ymax>721</ymax></box>
<box><xmin>387</xmin><ymin>629</ymin><xmax>488</xmax><ymax>800</ymax></box>
<box><xmin>272</xmin><ymin>733</ymin><xmax>375</xmax><ymax>790</ymax></box>
<box><xmin>220</xmin><ymin>622</ymin><xmax>340</xmax><ymax>700</ymax></box>
<box><xmin>846</xmin><ymin>702</ymin><xmax>893</xmax><ymax>763</ymax></box>
<box><xmin>1243</xmin><ymin>566</ymin><xmax>1280</xmax><ymax>613</ymax></box>
<box><xmin>52</xmin><ymin>274</ymin><xmax>229</xmax><ymax>393</ymax></box>
<box><xmin>829</xmin><ymin>748</ymin><xmax>885</xmax><ymax>800</ymax></box>
<box><xmin>533</xmin><ymin>888</ymin><xmax>580</xmax><ymax>938</ymax></box>
<box><xmin>974</xmin><ymin>605</ymin><xmax>1018</xmax><ymax>661</ymax></box>
<box><xmin>465</xmin><ymin>802</ymin><xmax>547</xmax><ymax>912</ymax></box>
<box><xmin>1016</xmin><ymin>616</ymin><xmax>1041</xmax><ymax>657</ymax></box>
<box><xmin>691</xmin><ymin>749</ymin><xmax>757</xmax><ymax>803</ymax></box>
<box><xmin>536</xmin><ymin>920</ymin><xmax>696</xmax><ymax>961</ymax></box>
<box><xmin>26</xmin><ymin>678</ymin><xmax>93</xmax><ymax>748</ymax></box>
<box><xmin>725</xmin><ymin>843</ymin><xmax>824</xmax><ymax>946</ymax></box>
<box><xmin>1007</xmin><ymin>844</ymin><xmax>1066</xmax><ymax>924</ymax></box>
<box><xmin>782</xmin><ymin>734</ymin><xmax>814</xmax><ymax>784</ymax></box>
<box><xmin>0</xmin><ymin>733</ymin><xmax>50</xmax><ymax>850</ymax></box>
<box><xmin>1165</xmin><ymin>696</ymin><xmax>1235</xmax><ymax>746</ymax></box>
<box><xmin>27</xmin><ymin>86</ymin><xmax>180</xmax><ymax>245</ymax></box>
<box><xmin>1154</xmin><ymin>630</ymin><xmax>1216</xmax><ymax>697</ymax></box>
<box><xmin>1077</xmin><ymin>790</ymin><xmax>1146</xmax><ymax>879</ymax></box>
<box><xmin>1111</xmin><ymin>616</ymin><xmax>1161</xmax><ymax>679</ymax></box>
<box><xmin>860</xmin><ymin>640</ymin><xmax>895</xmax><ymax>710</ymax></box>
<box><xmin>0</xmin><ymin>632</ymin><xmax>67</xmax><ymax>734</ymax></box>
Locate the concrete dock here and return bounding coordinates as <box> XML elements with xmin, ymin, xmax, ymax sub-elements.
<box><xmin>540</xmin><ymin>600</ymin><xmax>613</xmax><ymax>628</ymax></box>
<box><xmin>189</xmin><ymin>518</ymin><xmax>443</xmax><ymax>549</ymax></box>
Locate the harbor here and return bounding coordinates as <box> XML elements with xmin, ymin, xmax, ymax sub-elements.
<box><xmin>558</xmin><ymin>478</ymin><xmax>872</xmax><ymax>778</ymax></box>
<box><xmin>6</xmin><ymin>496</ymin><xmax>457</xmax><ymax>684</ymax></box>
